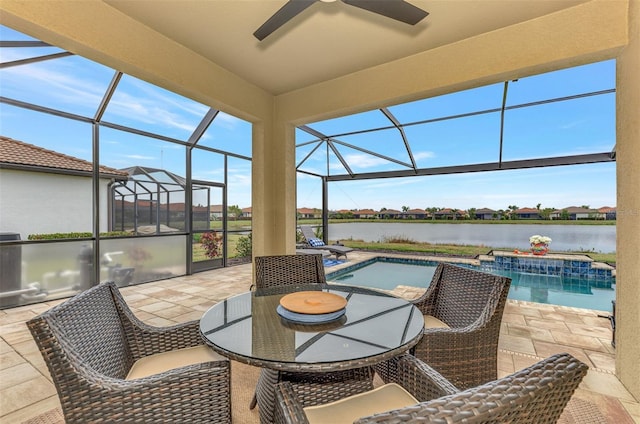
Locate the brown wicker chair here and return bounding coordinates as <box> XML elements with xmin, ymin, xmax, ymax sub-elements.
<box><xmin>273</xmin><ymin>352</ymin><xmax>588</xmax><ymax>424</ymax></box>
<box><xmin>254</xmin><ymin>253</ymin><xmax>327</xmax><ymax>289</ymax></box>
<box><xmin>396</xmin><ymin>262</ymin><xmax>512</xmax><ymax>390</ymax></box>
<box><xmin>250</xmin><ymin>254</ymin><xmax>374</xmax><ymax>423</ymax></box>
<box><xmin>27</xmin><ymin>281</ymin><xmax>231</xmax><ymax>423</ymax></box>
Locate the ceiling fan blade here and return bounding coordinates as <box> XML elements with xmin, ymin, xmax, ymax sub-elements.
<box><xmin>254</xmin><ymin>0</ymin><xmax>318</xmax><ymax>41</ymax></box>
<box><xmin>342</xmin><ymin>0</ymin><xmax>428</xmax><ymax>25</ymax></box>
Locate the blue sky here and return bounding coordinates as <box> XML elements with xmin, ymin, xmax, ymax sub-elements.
<box><xmin>1</xmin><ymin>25</ymin><xmax>616</xmax><ymax>212</ymax></box>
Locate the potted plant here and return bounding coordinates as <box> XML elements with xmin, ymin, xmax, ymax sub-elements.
<box><xmin>529</xmin><ymin>235</ymin><xmax>552</xmax><ymax>255</ymax></box>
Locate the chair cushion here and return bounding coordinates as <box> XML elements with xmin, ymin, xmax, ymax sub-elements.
<box><xmin>302</xmin><ymin>383</ymin><xmax>418</xmax><ymax>424</ymax></box>
<box><xmin>424</xmin><ymin>314</ymin><xmax>450</xmax><ymax>328</ymax></box>
<box><xmin>308</xmin><ymin>238</ymin><xmax>325</xmax><ymax>247</ymax></box>
<box><xmin>126</xmin><ymin>345</ymin><xmax>224</xmax><ymax>380</ymax></box>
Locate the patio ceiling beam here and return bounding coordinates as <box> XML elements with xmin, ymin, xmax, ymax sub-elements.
<box><xmin>0</xmin><ymin>51</ymin><xmax>73</xmax><ymax>69</ymax></box>
<box><xmin>329</xmin><ymin>137</ymin><xmax>414</xmax><ymax>169</ymax></box>
<box><xmin>498</xmin><ymin>81</ymin><xmax>509</xmax><ymax>167</ymax></box>
<box><xmin>380</xmin><ymin>107</ymin><xmax>417</xmax><ymax>172</ymax></box>
<box><xmin>189</xmin><ymin>108</ymin><xmax>219</xmax><ymax>147</ymax></box>
<box><xmin>1</xmin><ymin>96</ymin><xmax>92</xmax><ymax>123</ymax></box>
<box><xmin>327</xmin><ymin>139</ymin><xmax>353</xmax><ymax>176</ymax></box>
<box><xmin>95</xmin><ymin>71</ymin><xmax>122</xmax><ymax>122</ymax></box>
<box><xmin>324</xmin><ymin>152</ymin><xmax>615</xmax><ymax>181</ymax></box>
<box><xmin>297</xmin><ymin>168</ymin><xmax>324</xmax><ymax>178</ymax></box>
<box><xmin>299</xmin><ymin>124</ymin><xmax>414</xmax><ymax>171</ymax></box>
<box><xmin>298</xmin><ymin>124</ymin><xmax>328</xmax><ymax>140</ymax></box>
<box><xmin>296</xmin><ymin>139</ymin><xmax>324</xmax><ymax>170</ymax></box>
<box><xmin>0</xmin><ymin>40</ymin><xmax>51</xmax><ymax>47</ymax></box>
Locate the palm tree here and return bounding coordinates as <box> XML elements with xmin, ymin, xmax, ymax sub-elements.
<box><xmin>426</xmin><ymin>207</ymin><xmax>439</xmax><ymax>220</ymax></box>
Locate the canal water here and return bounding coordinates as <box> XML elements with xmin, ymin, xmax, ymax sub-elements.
<box><xmin>327</xmin><ymin>222</ymin><xmax>616</xmax><ymax>253</ymax></box>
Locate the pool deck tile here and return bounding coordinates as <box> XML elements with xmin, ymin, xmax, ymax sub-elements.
<box><xmin>0</xmin><ymin>251</ymin><xmax>637</xmax><ymax>423</ymax></box>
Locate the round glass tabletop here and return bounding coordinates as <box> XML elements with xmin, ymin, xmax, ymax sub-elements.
<box><xmin>199</xmin><ymin>284</ymin><xmax>424</xmax><ymax>372</ymax></box>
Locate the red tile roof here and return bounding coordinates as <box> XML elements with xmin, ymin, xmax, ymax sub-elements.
<box><xmin>0</xmin><ymin>136</ymin><xmax>128</xmax><ymax>178</ymax></box>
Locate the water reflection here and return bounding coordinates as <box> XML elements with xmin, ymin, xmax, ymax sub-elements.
<box><xmin>329</xmin><ymin>222</ymin><xmax>616</xmax><ymax>253</ymax></box>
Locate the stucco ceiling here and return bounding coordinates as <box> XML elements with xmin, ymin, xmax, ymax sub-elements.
<box><xmin>104</xmin><ymin>0</ymin><xmax>587</xmax><ymax>95</ymax></box>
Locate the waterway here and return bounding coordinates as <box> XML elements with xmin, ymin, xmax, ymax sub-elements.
<box><xmin>327</xmin><ymin>222</ymin><xmax>616</xmax><ymax>253</ymax></box>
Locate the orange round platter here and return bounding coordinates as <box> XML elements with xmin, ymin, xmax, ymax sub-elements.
<box><xmin>280</xmin><ymin>291</ymin><xmax>347</xmax><ymax>314</ymax></box>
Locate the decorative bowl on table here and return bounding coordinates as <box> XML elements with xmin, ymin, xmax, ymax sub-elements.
<box><xmin>277</xmin><ymin>291</ymin><xmax>347</xmax><ymax>324</ymax></box>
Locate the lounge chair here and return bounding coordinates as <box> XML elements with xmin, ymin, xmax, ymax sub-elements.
<box><xmin>299</xmin><ymin>225</ymin><xmax>353</xmax><ymax>259</ymax></box>
<box><xmin>273</xmin><ymin>352</ymin><xmax>588</xmax><ymax>424</ymax></box>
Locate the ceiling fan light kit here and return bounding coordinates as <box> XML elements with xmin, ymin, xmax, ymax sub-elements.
<box><xmin>254</xmin><ymin>0</ymin><xmax>429</xmax><ymax>41</ymax></box>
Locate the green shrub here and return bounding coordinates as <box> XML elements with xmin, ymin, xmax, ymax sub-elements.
<box><xmin>236</xmin><ymin>234</ymin><xmax>252</xmax><ymax>258</ymax></box>
<box><xmin>201</xmin><ymin>231</ymin><xmax>223</xmax><ymax>258</ymax></box>
<box><xmin>28</xmin><ymin>231</ymin><xmax>130</xmax><ymax>240</ymax></box>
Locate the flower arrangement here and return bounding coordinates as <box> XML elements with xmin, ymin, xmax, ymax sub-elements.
<box><xmin>529</xmin><ymin>235</ymin><xmax>552</xmax><ymax>245</ymax></box>
<box><xmin>529</xmin><ymin>234</ymin><xmax>551</xmax><ymax>255</ymax></box>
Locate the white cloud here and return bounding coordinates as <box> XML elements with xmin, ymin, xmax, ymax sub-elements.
<box><xmin>412</xmin><ymin>151</ymin><xmax>436</xmax><ymax>160</ymax></box>
<box><xmin>125</xmin><ymin>154</ymin><xmax>155</xmax><ymax>160</ymax></box>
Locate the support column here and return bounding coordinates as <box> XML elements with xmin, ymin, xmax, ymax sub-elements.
<box><xmin>615</xmin><ymin>0</ymin><xmax>640</xmax><ymax>400</ymax></box>
<box><xmin>251</xmin><ymin>115</ymin><xmax>298</xmax><ymax>259</ymax></box>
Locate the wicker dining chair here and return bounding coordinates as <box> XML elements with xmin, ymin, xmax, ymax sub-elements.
<box><xmin>394</xmin><ymin>262</ymin><xmax>512</xmax><ymax>390</ymax></box>
<box><xmin>27</xmin><ymin>281</ymin><xmax>231</xmax><ymax>423</ymax></box>
<box><xmin>254</xmin><ymin>253</ymin><xmax>326</xmax><ymax>289</ymax></box>
<box><xmin>274</xmin><ymin>352</ymin><xmax>588</xmax><ymax>424</ymax></box>
<box><xmin>250</xmin><ymin>254</ymin><xmax>374</xmax><ymax>423</ymax></box>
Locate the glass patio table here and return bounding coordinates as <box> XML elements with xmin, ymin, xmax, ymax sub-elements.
<box><xmin>199</xmin><ymin>284</ymin><xmax>424</xmax><ymax>423</ymax></box>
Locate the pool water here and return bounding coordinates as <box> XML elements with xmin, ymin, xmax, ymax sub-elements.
<box><xmin>327</xmin><ymin>258</ymin><xmax>616</xmax><ymax>312</ymax></box>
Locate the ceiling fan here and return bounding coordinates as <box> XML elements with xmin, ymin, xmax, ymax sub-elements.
<box><xmin>254</xmin><ymin>0</ymin><xmax>429</xmax><ymax>41</ymax></box>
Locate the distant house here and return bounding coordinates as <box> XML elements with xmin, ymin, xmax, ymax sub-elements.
<box><xmin>403</xmin><ymin>208</ymin><xmax>427</xmax><ymax>219</ymax></box>
<box><xmin>352</xmin><ymin>209</ymin><xmax>378</xmax><ymax>219</ymax></box>
<box><xmin>514</xmin><ymin>207</ymin><xmax>540</xmax><ymax>219</ymax></box>
<box><xmin>210</xmin><ymin>204</ymin><xmax>224</xmax><ymax>220</ymax></box>
<box><xmin>550</xmin><ymin>206</ymin><xmax>600</xmax><ymax>220</ymax></box>
<box><xmin>598</xmin><ymin>206</ymin><xmax>616</xmax><ymax>220</ymax></box>
<box><xmin>475</xmin><ymin>208</ymin><xmax>499</xmax><ymax>220</ymax></box>
<box><xmin>329</xmin><ymin>209</ymin><xmax>354</xmax><ymax>218</ymax></box>
<box><xmin>241</xmin><ymin>207</ymin><xmax>252</xmax><ymax>218</ymax></box>
<box><xmin>378</xmin><ymin>209</ymin><xmax>402</xmax><ymax>219</ymax></box>
<box><xmin>297</xmin><ymin>207</ymin><xmax>321</xmax><ymax>219</ymax></box>
<box><xmin>433</xmin><ymin>208</ymin><xmax>464</xmax><ymax>220</ymax></box>
<box><xmin>0</xmin><ymin>136</ymin><xmax>129</xmax><ymax>240</ymax></box>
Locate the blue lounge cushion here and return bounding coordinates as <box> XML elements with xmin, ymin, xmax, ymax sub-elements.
<box><xmin>308</xmin><ymin>238</ymin><xmax>325</xmax><ymax>247</ymax></box>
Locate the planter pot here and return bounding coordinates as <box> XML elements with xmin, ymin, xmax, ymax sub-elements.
<box><xmin>530</xmin><ymin>243</ymin><xmax>549</xmax><ymax>256</ymax></box>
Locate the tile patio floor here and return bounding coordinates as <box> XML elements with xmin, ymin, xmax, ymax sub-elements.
<box><xmin>1</xmin><ymin>251</ymin><xmax>638</xmax><ymax>423</ymax></box>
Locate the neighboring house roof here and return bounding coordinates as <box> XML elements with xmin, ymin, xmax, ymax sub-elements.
<box><xmin>598</xmin><ymin>206</ymin><xmax>616</xmax><ymax>213</ymax></box>
<box><xmin>553</xmin><ymin>206</ymin><xmax>598</xmax><ymax>214</ymax></box>
<box><xmin>354</xmin><ymin>209</ymin><xmax>377</xmax><ymax>215</ymax></box>
<box><xmin>434</xmin><ymin>208</ymin><xmax>463</xmax><ymax>215</ymax></box>
<box><xmin>379</xmin><ymin>209</ymin><xmax>402</xmax><ymax>214</ymax></box>
<box><xmin>297</xmin><ymin>207</ymin><xmax>320</xmax><ymax>215</ymax></box>
<box><xmin>475</xmin><ymin>208</ymin><xmax>497</xmax><ymax>214</ymax></box>
<box><xmin>515</xmin><ymin>207</ymin><xmax>540</xmax><ymax>214</ymax></box>
<box><xmin>0</xmin><ymin>136</ymin><xmax>128</xmax><ymax>178</ymax></box>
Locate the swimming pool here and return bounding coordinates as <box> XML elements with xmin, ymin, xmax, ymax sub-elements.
<box><xmin>326</xmin><ymin>257</ymin><xmax>616</xmax><ymax>312</ymax></box>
